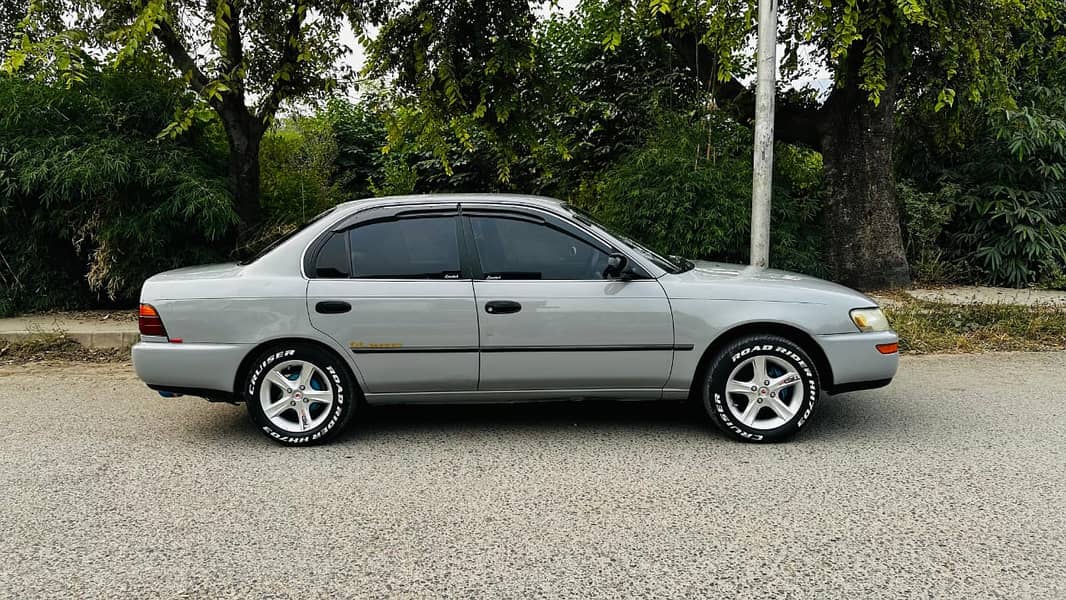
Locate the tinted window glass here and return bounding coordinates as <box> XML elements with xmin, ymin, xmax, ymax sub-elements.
<box><xmin>565</xmin><ymin>204</ymin><xmax>684</xmax><ymax>273</ymax></box>
<box><xmin>314</xmin><ymin>233</ymin><xmax>349</xmax><ymax>278</ymax></box>
<box><xmin>469</xmin><ymin>216</ymin><xmax>609</xmax><ymax>280</ymax></box>
<box><xmin>348</xmin><ymin>216</ymin><xmax>460</xmax><ymax>278</ymax></box>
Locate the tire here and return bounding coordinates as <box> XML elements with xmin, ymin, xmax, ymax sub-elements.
<box><xmin>243</xmin><ymin>343</ymin><xmax>357</xmax><ymax>446</ymax></box>
<box><xmin>701</xmin><ymin>334</ymin><xmax>820</xmax><ymax>443</ymax></box>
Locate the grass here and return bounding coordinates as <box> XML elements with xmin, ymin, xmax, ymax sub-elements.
<box><xmin>885</xmin><ymin>296</ymin><xmax>1066</xmax><ymax>354</ymax></box>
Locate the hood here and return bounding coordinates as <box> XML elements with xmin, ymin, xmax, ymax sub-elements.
<box><xmin>663</xmin><ymin>260</ymin><xmax>878</xmax><ymax>306</ymax></box>
<box><xmin>146</xmin><ymin>262</ymin><xmax>244</xmax><ymax>282</ymax></box>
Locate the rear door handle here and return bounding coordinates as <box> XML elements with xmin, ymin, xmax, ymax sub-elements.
<box><xmin>315</xmin><ymin>300</ymin><xmax>351</xmax><ymax>314</ymax></box>
<box><xmin>485</xmin><ymin>300</ymin><xmax>522</xmax><ymax>315</ymax></box>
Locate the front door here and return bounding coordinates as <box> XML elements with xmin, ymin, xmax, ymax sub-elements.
<box><xmin>463</xmin><ymin>209</ymin><xmax>675</xmax><ymax>392</ymax></box>
<box><xmin>307</xmin><ymin>209</ymin><xmax>479</xmax><ymax>394</ymax></box>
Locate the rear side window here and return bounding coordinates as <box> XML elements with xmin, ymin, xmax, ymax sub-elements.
<box><xmin>314</xmin><ymin>233</ymin><xmax>349</xmax><ymax>278</ymax></box>
<box><xmin>348</xmin><ymin>216</ymin><xmax>461</xmax><ymax>279</ymax></box>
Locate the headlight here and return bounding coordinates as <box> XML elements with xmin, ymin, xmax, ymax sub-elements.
<box><xmin>850</xmin><ymin>307</ymin><xmax>890</xmax><ymax>332</ymax></box>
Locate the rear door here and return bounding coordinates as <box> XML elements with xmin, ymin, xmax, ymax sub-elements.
<box><xmin>462</xmin><ymin>206</ymin><xmax>675</xmax><ymax>392</ymax></box>
<box><xmin>306</xmin><ymin>205</ymin><xmax>479</xmax><ymax>394</ymax></box>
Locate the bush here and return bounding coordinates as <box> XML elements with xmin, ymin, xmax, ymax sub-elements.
<box><xmin>942</xmin><ymin>99</ymin><xmax>1066</xmax><ymax>288</ymax></box>
<box><xmin>568</xmin><ymin>112</ymin><xmax>826</xmax><ymax>275</ymax></box>
<box><xmin>897</xmin><ymin>179</ymin><xmax>956</xmax><ymax>283</ymax></box>
<box><xmin>0</xmin><ymin>62</ymin><xmax>234</xmax><ymax>316</ymax></box>
<box><xmin>322</xmin><ymin>99</ymin><xmax>388</xmax><ymax>200</ymax></box>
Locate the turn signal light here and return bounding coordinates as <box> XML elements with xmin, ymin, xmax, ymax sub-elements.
<box><xmin>138</xmin><ymin>303</ymin><xmax>168</xmax><ymax>338</ymax></box>
<box><xmin>876</xmin><ymin>342</ymin><xmax>899</xmax><ymax>354</ymax></box>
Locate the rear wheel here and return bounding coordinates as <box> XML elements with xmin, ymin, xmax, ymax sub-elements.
<box><xmin>244</xmin><ymin>344</ymin><xmax>356</xmax><ymax>445</ymax></box>
<box><xmin>701</xmin><ymin>334</ymin><xmax>820</xmax><ymax>442</ymax></box>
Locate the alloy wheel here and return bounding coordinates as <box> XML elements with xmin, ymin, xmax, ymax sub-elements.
<box><xmin>724</xmin><ymin>355</ymin><xmax>805</xmax><ymax>430</ymax></box>
<box><xmin>258</xmin><ymin>359</ymin><xmax>334</xmax><ymax>433</ymax></box>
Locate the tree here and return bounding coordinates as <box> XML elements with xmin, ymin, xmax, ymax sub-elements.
<box><xmin>368</xmin><ymin>0</ymin><xmax>1062</xmax><ymax>289</ymax></box>
<box><xmin>643</xmin><ymin>0</ymin><xmax>1064</xmax><ymax>288</ymax></box>
<box><xmin>364</xmin><ymin>0</ymin><xmax>570</xmax><ymax>184</ymax></box>
<box><xmin>5</xmin><ymin>0</ymin><xmax>382</xmax><ymax>237</ymax></box>
<box><xmin>1</xmin><ymin>0</ymin><xmax>27</xmax><ymax>47</ymax></box>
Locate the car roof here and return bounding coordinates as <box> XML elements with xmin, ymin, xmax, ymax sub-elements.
<box><xmin>332</xmin><ymin>193</ymin><xmax>567</xmax><ymax>215</ymax></box>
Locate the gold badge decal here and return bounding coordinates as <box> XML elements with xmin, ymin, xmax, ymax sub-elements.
<box><xmin>350</xmin><ymin>341</ymin><xmax>403</xmax><ymax>349</ymax></box>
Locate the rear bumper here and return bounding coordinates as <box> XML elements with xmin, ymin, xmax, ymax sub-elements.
<box><xmin>817</xmin><ymin>330</ymin><xmax>899</xmax><ymax>394</ymax></box>
<box><xmin>132</xmin><ymin>340</ymin><xmax>251</xmax><ymax>396</ymax></box>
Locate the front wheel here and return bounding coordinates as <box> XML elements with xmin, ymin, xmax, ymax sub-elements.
<box><xmin>244</xmin><ymin>344</ymin><xmax>356</xmax><ymax>445</ymax></box>
<box><xmin>701</xmin><ymin>334</ymin><xmax>820</xmax><ymax>442</ymax></box>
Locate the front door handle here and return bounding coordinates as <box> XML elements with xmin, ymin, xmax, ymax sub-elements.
<box><xmin>315</xmin><ymin>300</ymin><xmax>351</xmax><ymax>314</ymax></box>
<box><xmin>485</xmin><ymin>300</ymin><xmax>522</xmax><ymax>315</ymax></box>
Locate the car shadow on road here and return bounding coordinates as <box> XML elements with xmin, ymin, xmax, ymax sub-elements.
<box><xmin>353</xmin><ymin>399</ymin><xmax>708</xmax><ymax>437</ymax></box>
<box><xmin>198</xmin><ymin>388</ymin><xmax>916</xmax><ymax>446</ymax></box>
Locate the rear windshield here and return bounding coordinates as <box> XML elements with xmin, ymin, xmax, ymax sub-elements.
<box><xmin>240</xmin><ymin>207</ymin><xmax>337</xmax><ymax>265</ymax></box>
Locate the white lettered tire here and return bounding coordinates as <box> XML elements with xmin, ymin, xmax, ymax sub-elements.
<box><xmin>244</xmin><ymin>343</ymin><xmax>357</xmax><ymax>446</ymax></box>
<box><xmin>702</xmin><ymin>334</ymin><xmax>820</xmax><ymax>442</ymax></box>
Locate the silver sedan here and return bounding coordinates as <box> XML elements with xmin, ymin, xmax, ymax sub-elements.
<box><xmin>132</xmin><ymin>194</ymin><xmax>898</xmax><ymax>445</ymax></box>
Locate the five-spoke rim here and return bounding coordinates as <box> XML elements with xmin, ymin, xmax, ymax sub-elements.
<box><xmin>724</xmin><ymin>355</ymin><xmax>804</xmax><ymax>430</ymax></box>
<box><xmin>259</xmin><ymin>360</ymin><xmax>334</xmax><ymax>433</ymax></box>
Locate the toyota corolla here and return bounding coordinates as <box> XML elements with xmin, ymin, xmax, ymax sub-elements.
<box><xmin>132</xmin><ymin>194</ymin><xmax>898</xmax><ymax>445</ymax></box>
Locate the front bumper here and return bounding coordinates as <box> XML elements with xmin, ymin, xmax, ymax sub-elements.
<box><xmin>132</xmin><ymin>340</ymin><xmax>251</xmax><ymax>396</ymax></box>
<box><xmin>817</xmin><ymin>330</ymin><xmax>899</xmax><ymax>394</ymax></box>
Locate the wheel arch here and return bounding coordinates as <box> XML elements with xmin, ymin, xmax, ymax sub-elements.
<box><xmin>689</xmin><ymin>322</ymin><xmax>835</xmax><ymax>398</ymax></box>
<box><xmin>233</xmin><ymin>336</ymin><xmax>364</xmax><ymax>401</ymax></box>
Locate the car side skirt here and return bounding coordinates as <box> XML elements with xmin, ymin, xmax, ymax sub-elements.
<box><xmin>364</xmin><ymin>388</ymin><xmax>692</xmax><ymax>404</ymax></box>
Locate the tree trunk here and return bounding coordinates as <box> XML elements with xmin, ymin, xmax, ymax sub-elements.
<box><xmin>818</xmin><ymin>51</ymin><xmax>911</xmax><ymax>290</ymax></box>
<box><xmin>228</xmin><ymin>135</ymin><xmax>261</xmax><ymax>232</ymax></box>
<box><xmin>219</xmin><ymin>102</ymin><xmax>265</xmax><ymax>240</ymax></box>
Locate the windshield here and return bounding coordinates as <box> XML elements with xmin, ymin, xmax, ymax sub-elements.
<box><xmin>240</xmin><ymin>207</ymin><xmax>337</xmax><ymax>265</ymax></box>
<box><xmin>562</xmin><ymin>204</ymin><xmax>692</xmax><ymax>274</ymax></box>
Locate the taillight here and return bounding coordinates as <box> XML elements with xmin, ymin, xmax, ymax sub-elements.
<box><xmin>139</xmin><ymin>303</ymin><xmax>169</xmax><ymax>338</ymax></box>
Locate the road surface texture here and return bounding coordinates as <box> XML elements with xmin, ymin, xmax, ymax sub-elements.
<box><xmin>2</xmin><ymin>353</ymin><xmax>1063</xmax><ymax>599</ymax></box>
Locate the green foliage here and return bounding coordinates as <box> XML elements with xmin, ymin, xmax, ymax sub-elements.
<box><xmin>325</xmin><ymin>99</ymin><xmax>388</xmax><ymax>200</ymax></box>
<box><xmin>363</xmin><ymin>1</ymin><xmax>709</xmax><ymax>198</ymax></box>
<box><xmin>260</xmin><ymin>114</ymin><xmax>343</xmax><ymax>224</ymax></box>
<box><xmin>0</xmin><ymin>62</ymin><xmax>234</xmax><ymax>316</ymax></box>
<box><xmin>536</xmin><ymin>2</ymin><xmax>700</xmax><ymax>192</ymax></box>
<box><xmin>5</xmin><ymin>0</ymin><xmax>390</xmax><ymax>236</ymax></box>
<box><xmin>603</xmin><ymin>0</ymin><xmax>1057</xmax><ymax>112</ymax></box>
<box><xmin>6</xmin><ymin>0</ymin><xmax>374</xmax><ymax>123</ymax></box>
<box><xmin>897</xmin><ymin>180</ymin><xmax>955</xmax><ymax>283</ymax></box>
<box><xmin>895</xmin><ymin>29</ymin><xmax>1066</xmax><ymax>288</ymax></box>
<box><xmin>1</xmin><ymin>0</ymin><xmax>28</xmax><ymax>48</ymax></box>
<box><xmin>570</xmin><ymin>112</ymin><xmax>825</xmax><ymax>275</ymax></box>
<box><xmin>365</xmin><ymin>0</ymin><xmax>565</xmax><ymax>182</ymax></box>
<box><xmin>942</xmin><ymin>99</ymin><xmax>1066</xmax><ymax>287</ymax></box>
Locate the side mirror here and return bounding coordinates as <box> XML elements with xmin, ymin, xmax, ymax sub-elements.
<box><xmin>603</xmin><ymin>253</ymin><xmax>629</xmax><ymax>279</ymax></box>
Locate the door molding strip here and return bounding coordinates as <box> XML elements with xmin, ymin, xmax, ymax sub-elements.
<box><xmin>351</xmin><ymin>344</ymin><xmax>693</xmax><ymax>354</ymax></box>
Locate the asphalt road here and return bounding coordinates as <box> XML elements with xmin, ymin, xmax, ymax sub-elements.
<box><xmin>2</xmin><ymin>353</ymin><xmax>1064</xmax><ymax>599</ymax></box>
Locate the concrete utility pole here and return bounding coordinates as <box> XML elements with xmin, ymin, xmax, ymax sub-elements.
<box><xmin>750</xmin><ymin>0</ymin><xmax>778</xmax><ymax>268</ymax></box>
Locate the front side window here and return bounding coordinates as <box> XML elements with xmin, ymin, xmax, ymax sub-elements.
<box><xmin>469</xmin><ymin>216</ymin><xmax>609</xmax><ymax>280</ymax></box>
<box><xmin>348</xmin><ymin>216</ymin><xmax>460</xmax><ymax>279</ymax></box>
